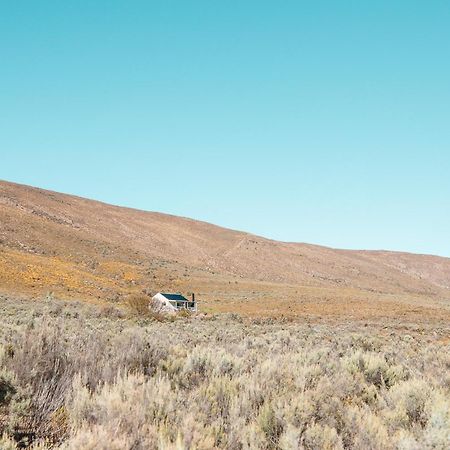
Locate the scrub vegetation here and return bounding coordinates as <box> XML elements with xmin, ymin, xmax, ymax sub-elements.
<box><xmin>0</xmin><ymin>296</ymin><xmax>449</xmax><ymax>449</ymax></box>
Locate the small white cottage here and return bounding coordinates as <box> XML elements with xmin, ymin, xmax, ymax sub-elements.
<box><xmin>152</xmin><ymin>292</ymin><xmax>197</xmax><ymax>313</ymax></box>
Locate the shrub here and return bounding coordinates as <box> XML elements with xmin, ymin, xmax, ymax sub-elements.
<box><xmin>423</xmin><ymin>391</ymin><xmax>450</xmax><ymax>448</ymax></box>
<box><xmin>0</xmin><ymin>370</ymin><xmax>16</xmax><ymax>405</ymax></box>
<box><xmin>302</xmin><ymin>423</ymin><xmax>343</xmax><ymax>450</ymax></box>
<box><xmin>177</xmin><ymin>309</ymin><xmax>191</xmax><ymax>319</ymax></box>
<box><xmin>0</xmin><ymin>434</ymin><xmax>18</xmax><ymax>450</ymax></box>
<box><xmin>258</xmin><ymin>403</ymin><xmax>283</xmax><ymax>447</ymax></box>
<box><xmin>125</xmin><ymin>294</ymin><xmax>165</xmax><ymax>321</ymax></box>
<box><xmin>125</xmin><ymin>294</ymin><xmax>152</xmax><ymax>315</ymax></box>
<box><xmin>345</xmin><ymin>407</ymin><xmax>390</xmax><ymax>450</ymax></box>
<box><xmin>384</xmin><ymin>379</ymin><xmax>430</xmax><ymax>428</ymax></box>
<box><xmin>344</xmin><ymin>350</ymin><xmax>407</xmax><ymax>388</ymax></box>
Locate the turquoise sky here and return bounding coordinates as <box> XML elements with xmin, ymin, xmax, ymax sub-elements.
<box><xmin>1</xmin><ymin>1</ymin><xmax>449</xmax><ymax>256</ymax></box>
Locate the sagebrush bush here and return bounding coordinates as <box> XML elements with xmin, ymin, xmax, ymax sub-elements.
<box><xmin>0</xmin><ymin>434</ymin><xmax>18</xmax><ymax>450</ymax></box>
<box><xmin>302</xmin><ymin>423</ymin><xmax>343</xmax><ymax>450</ymax></box>
<box><xmin>126</xmin><ymin>294</ymin><xmax>165</xmax><ymax>321</ymax></box>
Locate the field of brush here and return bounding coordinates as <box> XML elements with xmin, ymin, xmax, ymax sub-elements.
<box><xmin>0</xmin><ymin>295</ymin><xmax>449</xmax><ymax>449</ymax></box>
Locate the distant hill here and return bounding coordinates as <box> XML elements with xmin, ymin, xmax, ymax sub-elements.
<box><xmin>1</xmin><ymin>179</ymin><xmax>449</xmax><ymax>320</ymax></box>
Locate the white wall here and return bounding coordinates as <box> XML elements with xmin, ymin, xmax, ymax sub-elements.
<box><xmin>152</xmin><ymin>293</ymin><xmax>177</xmax><ymax>313</ymax></box>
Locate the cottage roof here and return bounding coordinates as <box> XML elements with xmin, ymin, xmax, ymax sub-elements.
<box><xmin>160</xmin><ymin>293</ymin><xmax>189</xmax><ymax>302</ymax></box>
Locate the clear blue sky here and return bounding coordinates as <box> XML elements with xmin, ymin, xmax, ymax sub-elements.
<box><xmin>1</xmin><ymin>1</ymin><xmax>449</xmax><ymax>256</ymax></box>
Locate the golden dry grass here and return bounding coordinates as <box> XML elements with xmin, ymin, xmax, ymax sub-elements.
<box><xmin>0</xmin><ymin>249</ymin><xmax>144</xmax><ymax>301</ymax></box>
<box><xmin>1</xmin><ymin>246</ymin><xmax>450</xmax><ymax>327</ymax></box>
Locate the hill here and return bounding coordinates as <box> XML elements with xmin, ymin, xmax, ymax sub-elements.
<box><xmin>1</xmin><ymin>179</ymin><xmax>449</xmax><ymax>321</ymax></box>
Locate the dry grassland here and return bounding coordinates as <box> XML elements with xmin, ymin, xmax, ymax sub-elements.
<box><xmin>0</xmin><ymin>295</ymin><xmax>449</xmax><ymax>449</ymax></box>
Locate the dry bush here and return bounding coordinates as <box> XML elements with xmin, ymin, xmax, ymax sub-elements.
<box><xmin>177</xmin><ymin>308</ymin><xmax>191</xmax><ymax>319</ymax></box>
<box><xmin>302</xmin><ymin>423</ymin><xmax>343</xmax><ymax>450</ymax></box>
<box><xmin>125</xmin><ymin>294</ymin><xmax>152</xmax><ymax>315</ymax></box>
<box><xmin>125</xmin><ymin>294</ymin><xmax>165</xmax><ymax>321</ymax></box>
<box><xmin>0</xmin><ymin>434</ymin><xmax>18</xmax><ymax>450</ymax></box>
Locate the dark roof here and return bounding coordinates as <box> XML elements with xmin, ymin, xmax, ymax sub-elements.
<box><xmin>160</xmin><ymin>293</ymin><xmax>189</xmax><ymax>302</ymax></box>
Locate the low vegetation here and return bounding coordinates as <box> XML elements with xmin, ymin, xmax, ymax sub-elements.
<box><xmin>0</xmin><ymin>296</ymin><xmax>449</xmax><ymax>449</ymax></box>
<box><xmin>125</xmin><ymin>294</ymin><xmax>167</xmax><ymax>321</ymax></box>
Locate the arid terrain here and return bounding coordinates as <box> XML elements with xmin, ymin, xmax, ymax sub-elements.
<box><xmin>1</xmin><ymin>180</ymin><xmax>449</xmax><ymax>449</ymax></box>
<box><xmin>1</xmin><ymin>179</ymin><xmax>450</xmax><ymax>324</ymax></box>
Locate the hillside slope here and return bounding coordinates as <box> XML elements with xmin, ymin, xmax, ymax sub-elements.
<box><xmin>1</xmin><ymin>179</ymin><xmax>449</xmax><ymax>319</ymax></box>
